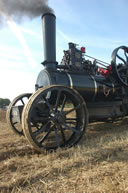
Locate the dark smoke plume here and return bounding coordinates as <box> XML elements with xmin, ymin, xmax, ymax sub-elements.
<box><xmin>0</xmin><ymin>0</ymin><xmax>53</xmax><ymax>24</ymax></box>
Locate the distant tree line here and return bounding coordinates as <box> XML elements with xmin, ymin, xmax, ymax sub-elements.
<box><xmin>0</xmin><ymin>98</ymin><xmax>10</xmax><ymax>108</ymax></box>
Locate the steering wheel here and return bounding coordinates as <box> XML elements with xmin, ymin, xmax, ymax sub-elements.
<box><xmin>111</xmin><ymin>46</ymin><xmax>128</xmax><ymax>86</ymax></box>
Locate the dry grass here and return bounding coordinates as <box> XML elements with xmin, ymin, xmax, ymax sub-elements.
<box><xmin>0</xmin><ymin>110</ymin><xmax>128</xmax><ymax>193</ymax></box>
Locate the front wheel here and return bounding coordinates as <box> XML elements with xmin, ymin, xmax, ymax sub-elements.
<box><xmin>6</xmin><ymin>93</ymin><xmax>32</xmax><ymax>136</ymax></box>
<box><xmin>22</xmin><ymin>85</ymin><xmax>88</xmax><ymax>152</ymax></box>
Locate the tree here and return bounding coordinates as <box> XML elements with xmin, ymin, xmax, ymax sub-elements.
<box><xmin>0</xmin><ymin>98</ymin><xmax>11</xmax><ymax>108</ymax></box>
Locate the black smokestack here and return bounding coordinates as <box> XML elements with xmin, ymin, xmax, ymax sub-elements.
<box><xmin>0</xmin><ymin>0</ymin><xmax>53</xmax><ymax>24</ymax></box>
<box><xmin>42</xmin><ymin>13</ymin><xmax>56</xmax><ymax>68</ymax></box>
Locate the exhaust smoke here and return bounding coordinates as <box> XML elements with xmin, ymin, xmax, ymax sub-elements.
<box><xmin>0</xmin><ymin>0</ymin><xmax>53</xmax><ymax>24</ymax></box>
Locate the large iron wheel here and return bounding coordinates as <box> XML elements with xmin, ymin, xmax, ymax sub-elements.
<box><xmin>6</xmin><ymin>93</ymin><xmax>32</xmax><ymax>136</ymax></box>
<box><xmin>111</xmin><ymin>46</ymin><xmax>128</xmax><ymax>86</ymax></box>
<box><xmin>22</xmin><ymin>85</ymin><xmax>88</xmax><ymax>151</ymax></box>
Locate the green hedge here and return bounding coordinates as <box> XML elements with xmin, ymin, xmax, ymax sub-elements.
<box><xmin>0</xmin><ymin>98</ymin><xmax>10</xmax><ymax>108</ymax></box>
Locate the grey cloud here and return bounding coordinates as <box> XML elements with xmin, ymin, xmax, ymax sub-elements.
<box><xmin>0</xmin><ymin>0</ymin><xmax>53</xmax><ymax>24</ymax></box>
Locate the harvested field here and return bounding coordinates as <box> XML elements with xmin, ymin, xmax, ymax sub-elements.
<box><xmin>0</xmin><ymin>109</ymin><xmax>128</xmax><ymax>193</ymax></box>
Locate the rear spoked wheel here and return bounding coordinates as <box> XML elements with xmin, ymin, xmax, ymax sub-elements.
<box><xmin>111</xmin><ymin>46</ymin><xmax>128</xmax><ymax>86</ymax></box>
<box><xmin>22</xmin><ymin>85</ymin><xmax>88</xmax><ymax>152</ymax></box>
<box><xmin>6</xmin><ymin>93</ymin><xmax>32</xmax><ymax>136</ymax></box>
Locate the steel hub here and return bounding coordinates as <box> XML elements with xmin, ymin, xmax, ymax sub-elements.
<box><xmin>50</xmin><ymin>112</ymin><xmax>66</xmax><ymax>124</ymax></box>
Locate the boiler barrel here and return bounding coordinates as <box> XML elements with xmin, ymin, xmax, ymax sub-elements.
<box><xmin>36</xmin><ymin>69</ymin><xmax>116</xmax><ymax>101</ymax></box>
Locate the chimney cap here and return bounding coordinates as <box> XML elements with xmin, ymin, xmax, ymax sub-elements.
<box><xmin>42</xmin><ymin>12</ymin><xmax>56</xmax><ymax>19</ymax></box>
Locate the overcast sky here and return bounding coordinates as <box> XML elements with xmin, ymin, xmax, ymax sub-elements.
<box><xmin>0</xmin><ymin>0</ymin><xmax>127</xmax><ymax>100</ymax></box>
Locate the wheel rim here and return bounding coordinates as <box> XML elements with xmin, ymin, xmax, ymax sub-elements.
<box><xmin>6</xmin><ymin>93</ymin><xmax>32</xmax><ymax>136</ymax></box>
<box><xmin>22</xmin><ymin>86</ymin><xmax>88</xmax><ymax>151</ymax></box>
<box><xmin>111</xmin><ymin>46</ymin><xmax>128</xmax><ymax>86</ymax></box>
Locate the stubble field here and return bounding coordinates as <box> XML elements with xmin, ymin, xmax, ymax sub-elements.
<box><xmin>0</xmin><ymin>109</ymin><xmax>128</xmax><ymax>193</ymax></box>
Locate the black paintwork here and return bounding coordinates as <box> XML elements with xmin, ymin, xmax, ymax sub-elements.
<box><xmin>42</xmin><ymin>13</ymin><xmax>57</xmax><ymax>68</ymax></box>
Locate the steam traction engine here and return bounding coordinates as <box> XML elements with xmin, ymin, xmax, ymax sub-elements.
<box><xmin>7</xmin><ymin>13</ymin><xmax>128</xmax><ymax>152</ymax></box>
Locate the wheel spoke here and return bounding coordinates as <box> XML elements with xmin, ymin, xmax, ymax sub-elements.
<box><xmin>39</xmin><ymin>128</ymin><xmax>52</xmax><ymax>144</ymax></box>
<box><xmin>64</xmin><ymin>103</ymin><xmax>83</xmax><ymax>116</ymax></box>
<box><xmin>62</xmin><ymin>123</ymin><xmax>80</xmax><ymax>133</ymax></box>
<box><xmin>117</xmin><ymin>54</ymin><xmax>126</xmax><ymax>64</ymax></box>
<box><xmin>60</xmin><ymin>127</ymin><xmax>66</xmax><ymax>144</ymax></box>
<box><xmin>66</xmin><ymin>121</ymin><xmax>76</xmax><ymax>125</ymax></box>
<box><xmin>34</xmin><ymin>116</ymin><xmax>50</xmax><ymax>122</ymax></box>
<box><xmin>30</xmin><ymin>124</ymin><xmax>37</xmax><ymax>128</ymax></box>
<box><xmin>21</xmin><ymin>99</ymin><xmax>25</xmax><ymax>105</ymax></box>
<box><xmin>33</xmin><ymin>121</ymin><xmax>51</xmax><ymax>137</ymax></box>
<box><xmin>66</xmin><ymin>118</ymin><xmax>77</xmax><ymax>121</ymax></box>
<box><xmin>124</xmin><ymin>50</ymin><xmax>128</xmax><ymax>63</ymax></box>
<box><xmin>60</xmin><ymin>95</ymin><xmax>67</xmax><ymax>113</ymax></box>
<box><xmin>55</xmin><ymin>89</ymin><xmax>61</xmax><ymax>112</ymax></box>
<box><xmin>13</xmin><ymin>121</ymin><xmax>18</xmax><ymax>125</ymax></box>
<box><xmin>64</xmin><ymin>107</ymin><xmax>76</xmax><ymax>115</ymax></box>
<box><xmin>42</xmin><ymin>96</ymin><xmax>54</xmax><ymax>113</ymax></box>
